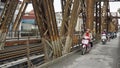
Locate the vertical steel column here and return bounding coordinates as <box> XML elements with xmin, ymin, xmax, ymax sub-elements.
<box><xmin>86</xmin><ymin>0</ymin><xmax>95</xmax><ymax>31</ymax></box>
<box><xmin>81</xmin><ymin>0</ymin><xmax>87</xmax><ymax>32</ymax></box>
<box><xmin>64</xmin><ymin>0</ymin><xmax>80</xmax><ymax>53</ymax></box>
<box><xmin>95</xmin><ymin>1</ymin><xmax>101</xmax><ymax>34</ymax></box>
<box><xmin>60</xmin><ymin>0</ymin><xmax>72</xmax><ymax>37</ymax></box>
<box><xmin>61</xmin><ymin>0</ymin><xmax>66</xmax><ymax>16</ymax></box>
<box><xmin>102</xmin><ymin>0</ymin><xmax>110</xmax><ymax>32</ymax></box>
<box><xmin>12</xmin><ymin>1</ymin><xmax>28</xmax><ymax>32</ymax></box>
<box><xmin>31</xmin><ymin>0</ymin><xmax>45</xmax><ymax>37</ymax></box>
<box><xmin>32</xmin><ymin>0</ymin><xmax>62</xmax><ymax>61</ymax></box>
<box><xmin>116</xmin><ymin>12</ymin><xmax>118</xmax><ymax>32</ymax></box>
<box><xmin>0</xmin><ymin>0</ymin><xmax>19</xmax><ymax>50</ymax></box>
<box><xmin>106</xmin><ymin>0</ymin><xmax>110</xmax><ymax>32</ymax></box>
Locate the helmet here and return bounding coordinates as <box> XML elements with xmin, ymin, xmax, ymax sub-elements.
<box><xmin>103</xmin><ymin>29</ymin><xmax>106</xmax><ymax>31</ymax></box>
<box><xmin>86</xmin><ymin>29</ymin><xmax>90</xmax><ymax>33</ymax></box>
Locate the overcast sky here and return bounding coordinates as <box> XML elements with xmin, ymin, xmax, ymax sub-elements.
<box><xmin>25</xmin><ymin>1</ymin><xmax>120</xmax><ymax>12</ymax></box>
<box><xmin>109</xmin><ymin>2</ymin><xmax>120</xmax><ymax>24</ymax></box>
<box><xmin>109</xmin><ymin>2</ymin><xmax>120</xmax><ymax>12</ymax></box>
<box><xmin>25</xmin><ymin>0</ymin><xmax>62</xmax><ymax>12</ymax></box>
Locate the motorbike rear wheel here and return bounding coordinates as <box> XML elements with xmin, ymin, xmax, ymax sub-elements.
<box><xmin>87</xmin><ymin>43</ymin><xmax>92</xmax><ymax>52</ymax></box>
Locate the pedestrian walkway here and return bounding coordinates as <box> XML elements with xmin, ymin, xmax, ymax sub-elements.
<box><xmin>43</xmin><ymin>33</ymin><xmax>120</xmax><ymax>68</ymax></box>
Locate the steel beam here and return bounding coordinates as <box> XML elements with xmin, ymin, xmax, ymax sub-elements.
<box><xmin>0</xmin><ymin>0</ymin><xmax>19</xmax><ymax>50</ymax></box>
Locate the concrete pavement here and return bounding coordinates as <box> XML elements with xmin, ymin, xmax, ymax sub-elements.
<box><xmin>42</xmin><ymin>33</ymin><xmax>120</xmax><ymax>68</ymax></box>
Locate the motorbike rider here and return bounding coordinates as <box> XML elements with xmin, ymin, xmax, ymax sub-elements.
<box><xmin>101</xmin><ymin>29</ymin><xmax>109</xmax><ymax>38</ymax></box>
<box><xmin>101</xmin><ymin>29</ymin><xmax>107</xmax><ymax>35</ymax></box>
<box><xmin>107</xmin><ymin>32</ymin><xmax>111</xmax><ymax>41</ymax></box>
<box><xmin>83</xmin><ymin>29</ymin><xmax>93</xmax><ymax>47</ymax></box>
<box><xmin>101</xmin><ymin>29</ymin><xmax>107</xmax><ymax>41</ymax></box>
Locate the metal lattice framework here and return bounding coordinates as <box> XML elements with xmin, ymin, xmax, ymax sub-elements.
<box><xmin>0</xmin><ymin>0</ymin><xmax>19</xmax><ymax>50</ymax></box>
<box><xmin>0</xmin><ymin>0</ymin><xmax>118</xmax><ymax>61</ymax></box>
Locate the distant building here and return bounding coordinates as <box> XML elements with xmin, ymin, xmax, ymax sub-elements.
<box><xmin>0</xmin><ymin>1</ymin><xmax>22</xmax><ymax>31</ymax></box>
<box><xmin>55</xmin><ymin>12</ymin><xmax>83</xmax><ymax>32</ymax></box>
<box><xmin>21</xmin><ymin>10</ymin><xmax>37</xmax><ymax>31</ymax></box>
<box><xmin>21</xmin><ymin>11</ymin><xmax>63</xmax><ymax>31</ymax></box>
<box><xmin>55</xmin><ymin>12</ymin><xmax>62</xmax><ymax>29</ymax></box>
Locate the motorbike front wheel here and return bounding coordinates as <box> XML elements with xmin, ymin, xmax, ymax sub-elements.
<box><xmin>81</xmin><ymin>46</ymin><xmax>86</xmax><ymax>55</ymax></box>
<box><xmin>102</xmin><ymin>41</ymin><xmax>106</xmax><ymax>45</ymax></box>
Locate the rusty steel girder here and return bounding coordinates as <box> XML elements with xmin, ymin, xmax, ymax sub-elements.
<box><xmin>32</xmin><ymin>0</ymin><xmax>62</xmax><ymax>60</ymax></box>
<box><xmin>95</xmin><ymin>1</ymin><xmax>101</xmax><ymax>34</ymax></box>
<box><xmin>60</xmin><ymin>0</ymin><xmax>73</xmax><ymax>37</ymax></box>
<box><xmin>0</xmin><ymin>0</ymin><xmax>19</xmax><ymax>50</ymax></box>
<box><xmin>101</xmin><ymin>0</ymin><xmax>110</xmax><ymax>32</ymax></box>
<box><xmin>12</xmin><ymin>1</ymin><xmax>28</xmax><ymax>31</ymax></box>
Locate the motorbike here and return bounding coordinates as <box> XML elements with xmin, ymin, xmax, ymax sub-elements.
<box><xmin>107</xmin><ymin>33</ymin><xmax>111</xmax><ymax>42</ymax></box>
<box><xmin>101</xmin><ymin>34</ymin><xmax>107</xmax><ymax>45</ymax></box>
<box><xmin>81</xmin><ymin>38</ymin><xmax>92</xmax><ymax>55</ymax></box>
<box><xmin>110</xmin><ymin>32</ymin><xmax>114</xmax><ymax>39</ymax></box>
<box><xmin>114</xmin><ymin>32</ymin><xmax>117</xmax><ymax>38</ymax></box>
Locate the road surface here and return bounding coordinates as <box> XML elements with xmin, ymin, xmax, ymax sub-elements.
<box><xmin>44</xmin><ymin>33</ymin><xmax>120</xmax><ymax>68</ymax></box>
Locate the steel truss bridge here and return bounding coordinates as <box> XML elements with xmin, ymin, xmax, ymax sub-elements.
<box><xmin>0</xmin><ymin>0</ymin><xmax>119</xmax><ymax>67</ymax></box>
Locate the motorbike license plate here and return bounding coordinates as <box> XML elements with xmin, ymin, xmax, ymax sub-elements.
<box><xmin>103</xmin><ymin>39</ymin><xmax>105</xmax><ymax>41</ymax></box>
<box><xmin>82</xmin><ymin>39</ymin><xmax>89</xmax><ymax>44</ymax></box>
<box><xmin>82</xmin><ymin>45</ymin><xmax>86</xmax><ymax>48</ymax></box>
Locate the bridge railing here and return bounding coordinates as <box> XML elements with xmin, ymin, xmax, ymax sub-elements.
<box><xmin>6</xmin><ymin>31</ymin><xmax>41</xmax><ymax>40</ymax></box>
